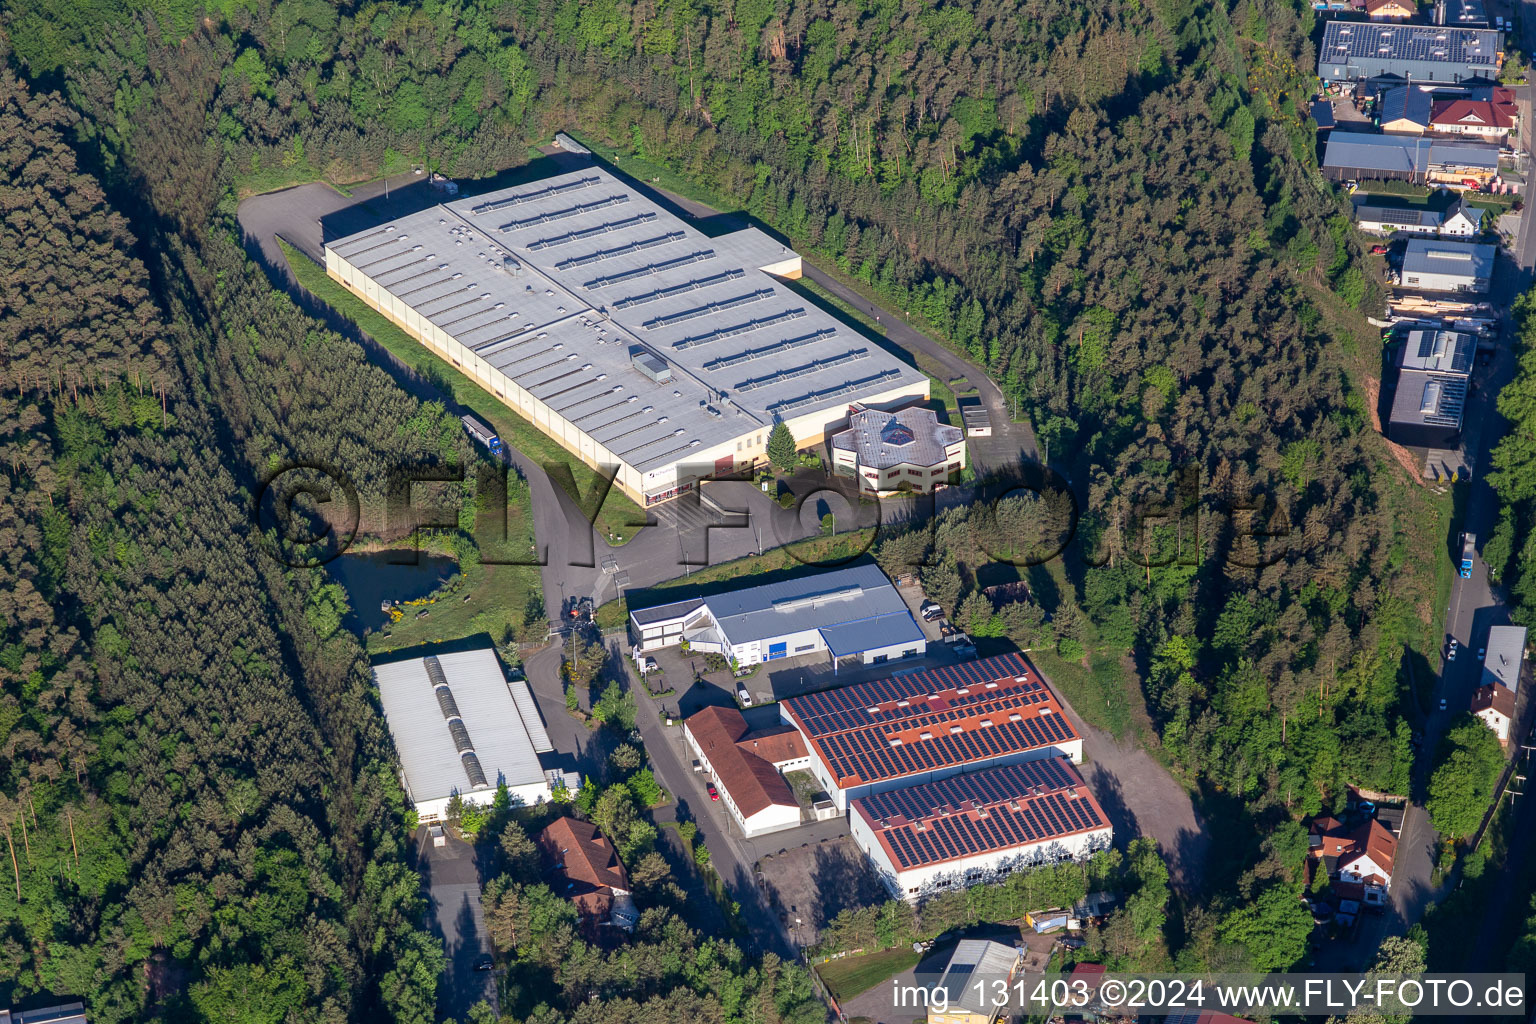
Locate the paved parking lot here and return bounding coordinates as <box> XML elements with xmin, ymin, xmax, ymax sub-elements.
<box><xmin>416</xmin><ymin>831</ymin><xmax>497</xmax><ymax>1020</ymax></box>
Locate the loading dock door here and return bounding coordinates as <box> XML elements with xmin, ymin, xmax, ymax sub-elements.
<box><xmin>767</xmin><ymin>642</ymin><xmax>787</xmax><ymax>660</ymax></box>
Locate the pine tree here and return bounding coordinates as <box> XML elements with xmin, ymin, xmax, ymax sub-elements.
<box><xmin>767</xmin><ymin>421</ymin><xmax>796</xmax><ymax>471</ymax></box>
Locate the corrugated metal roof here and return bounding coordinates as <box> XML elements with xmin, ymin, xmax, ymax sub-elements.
<box><xmin>1401</xmin><ymin>238</ymin><xmax>1495</xmax><ymax>284</ymax></box>
<box><xmin>373</xmin><ymin>648</ymin><xmax>548</xmax><ymax>803</ymax></box>
<box><xmin>820</xmin><ymin>612</ymin><xmax>926</xmax><ymax>657</ymax></box>
<box><xmin>1324</xmin><ymin>133</ymin><xmax>1432</xmax><ymax>174</ymax></box>
<box><xmin>1482</xmin><ymin>625</ymin><xmax>1526</xmax><ymax>692</ymax></box>
<box><xmin>640</xmin><ymin>563</ymin><xmax>919</xmax><ymax>649</ymax></box>
<box><xmin>937</xmin><ymin>940</ymin><xmax>1024</xmax><ymax>1014</ymax></box>
<box><xmin>510</xmin><ymin>679</ymin><xmax>555</xmax><ymax>753</ymax></box>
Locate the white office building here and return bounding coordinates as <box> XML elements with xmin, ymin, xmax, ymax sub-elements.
<box><xmin>629</xmin><ymin>563</ymin><xmax>925</xmax><ymax>669</ymax></box>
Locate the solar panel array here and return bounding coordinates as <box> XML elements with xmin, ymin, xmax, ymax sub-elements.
<box><xmin>856</xmin><ymin>758</ymin><xmax>1108</xmax><ymax>870</ymax></box>
<box><xmin>1321</xmin><ymin>22</ymin><xmax>1501</xmax><ymax>66</ymax></box>
<box><xmin>783</xmin><ymin>653</ymin><xmax>1080</xmax><ymax>785</ymax></box>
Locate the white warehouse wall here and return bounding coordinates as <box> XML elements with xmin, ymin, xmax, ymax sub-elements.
<box><xmin>850</xmin><ymin>808</ymin><xmax>1113</xmax><ymax>903</ymax></box>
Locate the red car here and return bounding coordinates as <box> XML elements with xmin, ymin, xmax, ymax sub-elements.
<box><xmin>1370</xmin><ymin>245</ymin><xmax>1389</xmax><ymax>255</ymax></box>
<box><xmin>706</xmin><ymin>782</ymin><xmax>720</xmax><ymax>801</ymax></box>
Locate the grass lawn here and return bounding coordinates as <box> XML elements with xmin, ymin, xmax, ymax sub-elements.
<box><xmin>279</xmin><ymin>239</ymin><xmax>644</xmax><ymax>544</ymax></box>
<box><xmin>360</xmin><ymin>483</ymin><xmax>543</xmax><ymax>655</ymax></box>
<box><xmin>814</xmin><ymin>947</ymin><xmax>922</xmax><ymax>1003</ymax></box>
<box><xmin>1030</xmin><ymin>648</ymin><xmax>1137</xmax><ymax>742</ymax></box>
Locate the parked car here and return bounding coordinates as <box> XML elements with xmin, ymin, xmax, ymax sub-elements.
<box><xmin>1478</xmin><ymin>648</ymin><xmax>1486</xmax><ymax>661</ymax></box>
<box><xmin>474</xmin><ymin>957</ymin><xmax>494</xmax><ymax>972</ymax></box>
<box><xmin>706</xmin><ymin>782</ymin><xmax>720</xmax><ymax>801</ymax></box>
<box><xmin>691</xmin><ymin>759</ymin><xmax>703</xmax><ymax>773</ymax></box>
<box><xmin>920</xmin><ymin>601</ymin><xmax>943</xmax><ymax>621</ymax></box>
<box><xmin>738</xmin><ymin>687</ymin><xmax>754</xmax><ymax>707</ymax></box>
<box><xmin>1448</xmin><ymin>640</ymin><xmax>1458</xmax><ymax>661</ymax></box>
<box><xmin>1439</xmin><ymin>697</ymin><xmax>1447</xmax><ymax>710</ymax></box>
<box><xmin>1371</xmin><ymin>244</ymin><xmax>1389</xmax><ymax>255</ymax></box>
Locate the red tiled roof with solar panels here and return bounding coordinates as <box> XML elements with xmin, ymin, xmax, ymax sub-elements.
<box><xmin>779</xmin><ymin>652</ymin><xmax>1079</xmax><ymax>788</ymax></box>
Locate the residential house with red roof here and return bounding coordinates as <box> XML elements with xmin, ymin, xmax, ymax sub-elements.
<box><xmin>536</xmin><ymin>817</ymin><xmax>639</xmax><ymax>930</ymax></box>
<box><xmin>1308</xmin><ymin>816</ymin><xmax>1398</xmax><ymax>906</ymax></box>
<box><xmin>1431</xmin><ymin>91</ymin><xmax>1519</xmax><ymax>139</ymax></box>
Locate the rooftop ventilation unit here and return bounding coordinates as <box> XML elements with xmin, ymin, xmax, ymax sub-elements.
<box><xmin>633</xmin><ymin>352</ymin><xmax>674</xmax><ymax>384</ymax></box>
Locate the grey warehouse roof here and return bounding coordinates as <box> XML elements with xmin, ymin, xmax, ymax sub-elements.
<box><xmin>1317</xmin><ymin>22</ymin><xmax>1502</xmax><ymax>81</ymax></box>
<box><xmin>699</xmin><ymin>563</ymin><xmax>919</xmax><ymax>647</ymax></box>
<box><xmin>325</xmin><ymin>168</ymin><xmax>927</xmax><ymax>476</ymax></box>
<box><xmin>1481</xmin><ymin>625</ymin><xmax>1526</xmax><ymax>692</ymax></box>
<box><xmin>1324</xmin><ymin>133</ymin><xmax>1432</xmax><ymax>175</ymax></box>
<box><xmin>1389</xmin><ymin>368</ymin><xmax>1468</xmax><ymax>430</ymax></box>
<box><xmin>1439</xmin><ymin>0</ymin><xmax>1491</xmax><ymax>27</ymax></box>
<box><xmin>373</xmin><ymin>648</ymin><xmax>552</xmax><ymax>803</ymax></box>
<box><xmin>1399</xmin><ymin>328</ymin><xmax>1474</xmax><ymax>373</ymax></box>
<box><xmin>631</xmin><ymin>563</ymin><xmax>923</xmax><ymax>651</ymax></box>
<box><xmin>935</xmin><ymin>940</ymin><xmax>1023</xmax><ymax>1015</ymax></box>
<box><xmin>831</xmin><ymin>405</ymin><xmax>964</xmax><ymax>470</ymax></box>
<box><xmin>1380</xmin><ymin>86</ymin><xmax>1432</xmax><ymax>127</ymax></box>
<box><xmin>1402</xmin><ymin>238</ymin><xmax>1495</xmax><ymax>283</ymax></box>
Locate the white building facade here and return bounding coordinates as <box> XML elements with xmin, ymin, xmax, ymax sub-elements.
<box><xmin>851</xmin><ymin>758</ymin><xmax>1113</xmax><ymax>902</ymax></box>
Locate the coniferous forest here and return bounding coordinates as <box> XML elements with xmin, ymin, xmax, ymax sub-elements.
<box><xmin>0</xmin><ymin>0</ymin><xmax>1467</xmax><ymax>1019</ymax></box>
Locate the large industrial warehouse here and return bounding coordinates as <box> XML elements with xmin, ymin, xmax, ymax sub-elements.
<box><xmin>779</xmin><ymin>652</ymin><xmax>1083</xmax><ymax>810</ymax></box>
<box><xmin>324</xmin><ymin>167</ymin><xmax>929</xmax><ymax>507</ymax></box>
<box><xmin>851</xmin><ymin>756</ymin><xmax>1113</xmax><ymax>900</ymax></box>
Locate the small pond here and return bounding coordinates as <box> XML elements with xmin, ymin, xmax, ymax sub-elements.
<box><xmin>326</xmin><ymin>550</ymin><xmax>459</xmax><ymax>632</ymax></box>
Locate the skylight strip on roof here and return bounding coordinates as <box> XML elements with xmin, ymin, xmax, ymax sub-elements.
<box><xmin>528</xmin><ymin>213</ymin><xmax>661</xmax><ymax>252</ymax></box>
<box><xmin>643</xmin><ymin>289</ymin><xmax>775</xmax><ymax>329</ymax></box>
<box><xmin>672</xmin><ymin>308</ymin><xmax>809</xmax><ymax>350</ymax></box>
<box><xmin>768</xmin><ymin>369</ymin><xmax>905</xmax><ymax>415</ymax></box>
<box><xmin>735</xmin><ymin>349</ymin><xmax>870</xmax><ymax>393</ymax></box>
<box><xmin>703</xmin><ymin>327</ymin><xmax>836</xmax><ymax>370</ymax></box>
<box><xmin>555</xmin><ymin>231</ymin><xmax>685</xmax><ymax>268</ymax></box>
<box><xmin>583</xmin><ymin>250</ymin><xmax>718</xmax><ymax>290</ymax></box>
<box><xmin>397</xmin><ymin>278</ymin><xmax>464</xmax><ymax>301</ymax></box>
<box><xmin>498</xmin><ymin>194</ymin><xmax>630</xmax><ymax>233</ymax></box>
<box><xmin>612</xmin><ymin>268</ymin><xmax>746</xmax><ymax>309</ymax></box>
<box><xmin>471</xmin><ymin>175</ymin><xmax>599</xmax><ymax>215</ymax></box>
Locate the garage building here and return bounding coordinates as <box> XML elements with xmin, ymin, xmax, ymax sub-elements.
<box><xmin>324</xmin><ymin>166</ymin><xmax>928</xmax><ymax>507</ymax></box>
<box><xmin>629</xmin><ymin>562</ymin><xmax>925</xmax><ymax>670</ymax></box>
<box><xmin>780</xmin><ymin>652</ymin><xmax>1083</xmax><ymax>811</ymax></box>
<box><xmin>851</xmin><ymin>756</ymin><xmax>1113</xmax><ymax>901</ymax></box>
<box><xmin>373</xmin><ymin>648</ymin><xmax>554</xmax><ymax>822</ymax></box>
